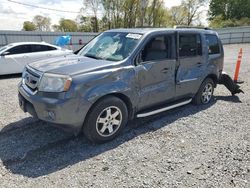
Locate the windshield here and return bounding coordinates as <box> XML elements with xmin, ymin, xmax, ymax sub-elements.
<box><xmin>78</xmin><ymin>32</ymin><xmax>143</xmax><ymax>61</ymax></box>
<box><xmin>0</xmin><ymin>45</ymin><xmax>12</xmax><ymax>54</ymax></box>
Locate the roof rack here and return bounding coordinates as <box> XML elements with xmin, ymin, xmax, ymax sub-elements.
<box><xmin>174</xmin><ymin>25</ymin><xmax>211</xmax><ymax>30</ymax></box>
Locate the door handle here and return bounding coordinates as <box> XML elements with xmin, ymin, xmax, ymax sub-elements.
<box><xmin>161</xmin><ymin>68</ymin><xmax>169</xmax><ymax>73</ymax></box>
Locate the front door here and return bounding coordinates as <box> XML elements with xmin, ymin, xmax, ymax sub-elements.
<box><xmin>135</xmin><ymin>34</ymin><xmax>176</xmax><ymax>110</ymax></box>
<box><xmin>1</xmin><ymin>45</ymin><xmax>32</xmax><ymax>74</ymax></box>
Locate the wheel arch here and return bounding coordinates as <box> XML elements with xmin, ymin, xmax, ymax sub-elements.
<box><xmin>206</xmin><ymin>74</ymin><xmax>218</xmax><ymax>87</ymax></box>
<box><xmin>108</xmin><ymin>93</ymin><xmax>134</xmax><ymax>120</ymax></box>
<box><xmin>83</xmin><ymin>92</ymin><xmax>134</xmax><ymax>129</ymax></box>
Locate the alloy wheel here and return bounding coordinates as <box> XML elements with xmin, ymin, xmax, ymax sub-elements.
<box><xmin>96</xmin><ymin>106</ymin><xmax>122</xmax><ymax>137</ymax></box>
<box><xmin>201</xmin><ymin>83</ymin><xmax>213</xmax><ymax>104</ymax></box>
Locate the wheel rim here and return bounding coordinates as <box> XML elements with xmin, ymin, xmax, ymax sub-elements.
<box><xmin>96</xmin><ymin>106</ymin><xmax>122</xmax><ymax>137</ymax></box>
<box><xmin>201</xmin><ymin>83</ymin><xmax>213</xmax><ymax>104</ymax></box>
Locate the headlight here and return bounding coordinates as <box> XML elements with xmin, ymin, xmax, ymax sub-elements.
<box><xmin>38</xmin><ymin>73</ymin><xmax>72</xmax><ymax>92</ymax></box>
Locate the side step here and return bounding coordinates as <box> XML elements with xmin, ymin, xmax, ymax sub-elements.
<box><xmin>137</xmin><ymin>98</ymin><xmax>192</xmax><ymax>118</ymax></box>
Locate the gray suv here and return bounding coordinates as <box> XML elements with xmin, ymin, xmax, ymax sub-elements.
<box><xmin>18</xmin><ymin>28</ymin><xmax>224</xmax><ymax>143</ymax></box>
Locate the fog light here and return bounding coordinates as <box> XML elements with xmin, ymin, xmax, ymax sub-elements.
<box><xmin>47</xmin><ymin>111</ymin><xmax>56</xmax><ymax>121</ymax></box>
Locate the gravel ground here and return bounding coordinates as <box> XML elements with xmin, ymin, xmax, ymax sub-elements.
<box><xmin>0</xmin><ymin>44</ymin><xmax>249</xmax><ymax>188</ymax></box>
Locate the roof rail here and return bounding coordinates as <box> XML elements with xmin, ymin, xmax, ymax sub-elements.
<box><xmin>174</xmin><ymin>25</ymin><xmax>211</xmax><ymax>30</ymax></box>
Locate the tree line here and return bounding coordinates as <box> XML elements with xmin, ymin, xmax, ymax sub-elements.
<box><xmin>22</xmin><ymin>0</ymin><xmax>250</xmax><ymax>32</ymax></box>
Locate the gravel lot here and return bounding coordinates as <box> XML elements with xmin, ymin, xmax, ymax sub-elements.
<box><xmin>0</xmin><ymin>44</ymin><xmax>249</xmax><ymax>188</ymax></box>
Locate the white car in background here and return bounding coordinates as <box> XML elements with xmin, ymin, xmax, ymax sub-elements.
<box><xmin>0</xmin><ymin>42</ymin><xmax>73</xmax><ymax>75</ymax></box>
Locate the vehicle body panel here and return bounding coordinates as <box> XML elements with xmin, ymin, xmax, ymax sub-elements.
<box><xmin>0</xmin><ymin>42</ymin><xmax>73</xmax><ymax>75</ymax></box>
<box><xmin>18</xmin><ymin>28</ymin><xmax>224</xmax><ymax>134</ymax></box>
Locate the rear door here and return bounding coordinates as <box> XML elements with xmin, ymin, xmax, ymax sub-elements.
<box><xmin>175</xmin><ymin>32</ymin><xmax>204</xmax><ymax>99</ymax></box>
<box><xmin>135</xmin><ymin>33</ymin><xmax>176</xmax><ymax>110</ymax></box>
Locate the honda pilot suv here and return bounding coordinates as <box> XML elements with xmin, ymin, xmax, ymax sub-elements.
<box><xmin>18</xmin><ymin>28</ymin><xmax>224</xmax><ymax>143</ymax></box>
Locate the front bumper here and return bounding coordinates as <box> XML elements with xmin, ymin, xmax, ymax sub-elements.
<box><xmin>18</xmin><ymin>82</ymin><xmax>92</xmax><ymax>134</ymax></box>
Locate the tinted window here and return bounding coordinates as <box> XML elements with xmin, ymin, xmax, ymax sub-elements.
<box><xmin>206</xmin><ymin>34</ymin><xmax>220</xmax><ymax>55</ymax></box>
<box><xmin>7</xmin><ymin>45</ymin><xmax>31</xmax><ymax>55</ymax></box>
<box><xmin>47</xmin><ymin>45</ymin><xmax>57</xmax><ymax>51</ymax></box>
<box><xmin>141</xmin><ymin>35</ymin><xmax>173</xmax><ymax>62</ymax></box>
<box><xmin>30</xmin><ymin>45</ymin><xmax>57</xmax><ymax>52</ymax></box>
<box><xmin>179</xmin><ymin>34</ymin><xmax>202</xmax><ymax>57</ymax></box>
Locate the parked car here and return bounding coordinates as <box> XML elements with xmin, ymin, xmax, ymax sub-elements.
<box><xmin>0</xmin><ymin>42</ymin><xmax>73</xmax><ymax>75</ymax></box>
<box><xmin>18</xmin><ymin>27</ymin><xmax>224</xmax><ymax>143</ymax></box>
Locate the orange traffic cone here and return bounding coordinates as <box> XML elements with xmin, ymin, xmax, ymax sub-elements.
<box><xmin>233</xmin><ymin>48</ymin><xmax>244</xmax><ymax>84</ymax></box>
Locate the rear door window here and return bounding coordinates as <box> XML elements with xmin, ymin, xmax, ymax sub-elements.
<box><xmin>205</xmin><ymin>34</ymin><xmax>220</xmax><ymax>55</ymax></box>
<box><xmin>179</xmin><ymin>34</ymin><xmax>202</xmax><ymax>57</ymax></box>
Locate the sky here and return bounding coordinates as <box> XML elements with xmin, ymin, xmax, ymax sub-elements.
<box><xmin>0</xmin><ymin>0</ymin><xmax>182</xmax><ymax>31</ymax></box>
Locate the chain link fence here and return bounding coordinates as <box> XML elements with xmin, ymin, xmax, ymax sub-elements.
<box><xmin>216</xmin><ymin>26</ymin><xmax>250</xmax><ymax>44</ymax></box>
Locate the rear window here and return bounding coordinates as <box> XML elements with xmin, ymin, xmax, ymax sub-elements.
<box><xmin>206</xmin><ymin>34</ymin><xmax>220</xmax><ymax>55</ymax></box>
<box><xmin>30</xmin><ymin>45</ymin><xmax>57</xmax><ymax>52</ymax></box>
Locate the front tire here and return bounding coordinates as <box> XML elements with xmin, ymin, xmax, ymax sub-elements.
<box><xmin>193</xmin><ymin>78</ymin><xmax>214</xmax><ymax>105</ymax></box>
<box><xmin>83</xmin><ymin>96</ymin><xmax>128</xmax><ymax>143</ymax></box>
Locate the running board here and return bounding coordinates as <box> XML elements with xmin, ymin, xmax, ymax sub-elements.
<box><xmin>137</xmin><ymin>98</ymin><xmax>192</xmax><ymax>118</ymax></box>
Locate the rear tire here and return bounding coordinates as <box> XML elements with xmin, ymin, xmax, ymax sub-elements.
<box><xmin>193</xmin><ymin>78</ymin><xmax>214</xmax><ymax>105</ymax></box>
<box><xmin>83</xmin><ymin>96</ymin><xmax>128</xmax><ymax>143</ymax></box>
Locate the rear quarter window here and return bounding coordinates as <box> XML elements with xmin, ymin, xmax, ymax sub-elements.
<box><xmin>205</xmin><ymin>34</ymin><xmax>220</xmax><ymax>55</ymax></box>
<box><xmin>30</xmin><ymin>45</ymin><xmax>57</xmax><ymax>52</ymax></box>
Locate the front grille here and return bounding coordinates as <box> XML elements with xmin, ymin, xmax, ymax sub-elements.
<box><xmin>23</xmin><ymin>67</ymin><xmax>42</xmax><ymax>91</ymax></box>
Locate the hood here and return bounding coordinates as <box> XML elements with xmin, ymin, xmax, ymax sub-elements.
<box><xmin>28</xmin><ymin>54</ymin><xmax>118</xmax><ymax>76</ymax></box>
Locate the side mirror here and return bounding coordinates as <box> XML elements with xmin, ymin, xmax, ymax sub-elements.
<box><xmin>1</xmin><ymin>51</ymin><xmax>10</xmax><ymax>56</ymax></box>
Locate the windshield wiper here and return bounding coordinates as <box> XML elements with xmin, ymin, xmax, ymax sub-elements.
<box><xmin>105</xmin><ymin>57</ymin><xmax>120</xmax><ymax>62</ymax></box>
<box><xmin>84</xmin><ymin>54</ymin><xmax>102</xmax><ymax>60</ymax></box>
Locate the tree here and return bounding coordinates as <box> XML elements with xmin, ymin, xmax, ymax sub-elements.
<box><xmin>123</xmin><ymin>0</ymin><xmax>140</xmax><ymax>28</ymax></box>
<box><xmin>53</xmin><ymin>19</ymin><xmax>78</xmax><ymax>32</ymax></box>
<box><xmin>102</xmin><ymin>0</ymin><xmax>114</xmax><ymax>29</ymax></box>
<box><xmin>182</xmin><ymin>0</ymin><xmax>206</xmax><ymax>26</ymax></box>
<box><xmin>139</xmin><ymin>0</ymin><xmax>149</xmax><ymax>27</ymax></box>
<box><xmin>209</xmin><ymin>15</ymin><xmax>250</xmax><ymax>28</ymax></box>
<box><xmin>101</xmin><ymin>0</ymin><xmax>123</xmax><ymax>29</ymax></box>
<box><xmin>82</xmin><ymin>0</ymin><xmax>102</xmax><ymax>32</ymax></box>
<box><xmin>209</xmin><ymin>0</ymin><xmax>250</xmax><ymax>20</ymax></box>
<box><xmin>156</xmin><ymin>7</ymin><xmax>173</xmax><ymax>27</ymax></box>
<box><xmin>22</xmin><ymin>21</ymin><xmax>36</xmax><ymax>31</ymax></box>
<box><xmin>78</xmin><ymin>0</ymin><xmax>207</xmax><ymax>31</ymax></box>
<box><xmin>209</xmin><ymin>0</ymin><xmax>250</xmax><ymax>27</ymax></box>
<box><xmin>33</xmin><ymin>15</ymin><xmax>51</xmax><ymax>31</ymax></box>
<box><xmin>146</xmin><ymin>0</ymin><xmax>166</xmax><ymax>26</ymax></box>
<box><xmin>77</xmin><ymin>16</ymin><xmax>96</xmax><ymax>32</ymax></box>
<box><xmin>169</xmin><ymin>6</ymin><xmax>186</xmax><ymax>25</ymax></box>
<box><xmin>169</xmin><ymin>0</ymin><xmax>206</xmax><ymax>26</ymax></box>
